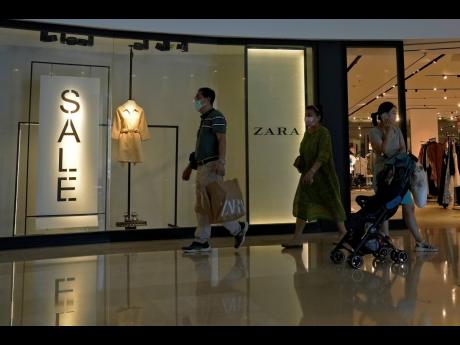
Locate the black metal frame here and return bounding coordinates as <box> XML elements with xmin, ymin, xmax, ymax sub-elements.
<box><xmin>343</xmin><ymin>41</ymin><xmax>407</xmax><ymax>218</ymax></box>
<box><xmin>146</xmin><ymin>124</ymin><xmax>180</xmax><ymax>228</ymax></box>
<box><xmin>18</xmin><ymin>60</ymin><xmax>111</xmax><ymax>236</ymax></box>
<box><xmin>342</xmin><ymin>41</ymin><xmax>407</xmax><ymax>137</ymax></box>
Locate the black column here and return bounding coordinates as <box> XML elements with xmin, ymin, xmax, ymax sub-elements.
<box><xmin>396</xmin><ymin>43</ymin><xmax>407</xmax><ymax>144</ymax></box>
<box><xmin>315</xmin><ymin>42</ymin><xmax>350</xmax><ymax>231</ymax></box>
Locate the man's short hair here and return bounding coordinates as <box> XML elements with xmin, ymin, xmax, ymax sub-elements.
<box><xmin>198</xmin><ymin>87</ymin><xmax>216</xmax><ymax>105</ymax></box>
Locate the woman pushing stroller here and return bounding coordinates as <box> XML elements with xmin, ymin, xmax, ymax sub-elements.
<box><xmin>369</xmin><ymin>102</ymin><xmax>437</xmax><ymax>252</ymax></box>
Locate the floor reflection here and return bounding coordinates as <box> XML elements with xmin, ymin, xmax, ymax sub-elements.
<box><xmin>0</xmin><ymin>228</ymin><xmax>459</xmax><ymax>325</ymax></box>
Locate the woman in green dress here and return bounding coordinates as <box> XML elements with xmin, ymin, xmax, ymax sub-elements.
<box><xmin>282</xmin><ymin>105</ymin><xmax>347</xmax><ymax>248</ymax></box>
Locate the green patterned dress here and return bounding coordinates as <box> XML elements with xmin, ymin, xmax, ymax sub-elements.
<box><xmin>293</xmin><ymin>125</ymin><xmax>346</xmax><ymax>222</ymax></box>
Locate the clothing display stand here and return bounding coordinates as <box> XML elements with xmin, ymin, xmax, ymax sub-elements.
<box><xmin>116</xmin><ymin>46</ymin><xmax>147</xmax><ymax>230</ymax></box>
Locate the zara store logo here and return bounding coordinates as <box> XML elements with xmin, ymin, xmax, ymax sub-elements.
<box><xmin>253</xmin><ymin>127</ymin><xmax>300</xmax><ymax>135</ymax></box>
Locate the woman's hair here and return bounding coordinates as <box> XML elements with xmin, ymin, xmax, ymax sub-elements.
<box><xmin>371</xmin><ymin>101</ymin><xmax>396</xmax><ymax>127</ymax></box>
<box><xmin>306</xmin><ymin>104</ymin><xmax>323</xmax><ymax>122</ymax></box>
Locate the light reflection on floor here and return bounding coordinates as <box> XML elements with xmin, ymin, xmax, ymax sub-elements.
<box><xmin>0</xmin><ymin>228</ymin><xmax>459</xmax><ymax>325</ymax></box>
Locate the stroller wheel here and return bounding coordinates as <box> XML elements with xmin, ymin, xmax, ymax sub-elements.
<box><xmin>377</xmin><ymin>247</ymin><xmax>388</xmax><ymax>259</ymax></box>
<box><xmin>330</xmin><ymin>250</ymin><xmax>345</xmax><ymax>264</ymax></box>
<box><xmin>397</xmin><ymin>250</ymin><xmax>408</xmax><ymax>263</ymax></box>
<box><xmin>348</xmin><ymin>255</ymin><xmax>363</xmax><ymax>269</ymax></box>
<box><xmin>390</xmin><ymin>249</ymin><xmax>399</xmax><ymax>262</ymax></box>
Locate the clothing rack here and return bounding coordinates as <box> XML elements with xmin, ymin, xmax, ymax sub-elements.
<box><xmin>128</xmin><ymin>46</ymin><xmax>133</xmax><ymax>221</ymax></box>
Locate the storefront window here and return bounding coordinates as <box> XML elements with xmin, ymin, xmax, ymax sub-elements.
<box><xmin>0</xmin><ymin>27</ymin><xmax>246</xmax><ymax>237</ymax></box>
<box><xmin>0</xmin><ymin>25</ymin><xmax>316</xmax><ymax>238</ymax></box>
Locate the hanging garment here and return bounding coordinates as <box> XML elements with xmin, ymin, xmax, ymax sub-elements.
<box><xmin>350</xmin><ymin>154</ymin><xmax>357</xmax><ymax>174</ymax></box>
<box><xmin>449</xmin><ymin>142</ymin><xmax>456</xmax><ymax>176</ymax></box>
<box><xmin>426</xmin><ymin>166</ymin><xmax>438</xmax><ymax>196</ymax></box>
<box><xmin>438</xmin><ymin>146</ymin><xmax>448</xmax><ymax>206</ymax></box>
<box><xmin>440</xmin><ymin>144</ymin><xmax>453</xmax><ymax>206</ymax></box>
<box><xmin>453</xmin><ymin>143</ymin><xmax>460</xmax><ymax>187</ymax></box>
<box><xmin>111</xmin><ymin>100</ymin><xmax>150</xmax><ymax>163</ymax></box>
<box><xmin>418</xmin><ymin>144</ymin><xmax>427</xmax><ymax>168</ymax></box>
<box><xmin>366</xmin><ymin>152</ymin><xmax>375</xmax><ymax>175</ymax></box>
<box><xmin>354</xmin><ymin>157</ymin><xmax>368</xmax><ymax>176</ymax></box>
<box><xmin>427</xmin><ymin>142</ymin><xmax>445</xmax><ymax>188</ymax></box>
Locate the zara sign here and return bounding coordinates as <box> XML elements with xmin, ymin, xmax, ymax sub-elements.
<box><xmin>36</xmin><ymin>76</ymin><xmax>100</xmax><ymax>229</ymax></box>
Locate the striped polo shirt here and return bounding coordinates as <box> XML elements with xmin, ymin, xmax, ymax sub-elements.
<box><xmin>194</xmin><ymin>108</ymin><xmax>227</xmax><ymax>162</ymax></box>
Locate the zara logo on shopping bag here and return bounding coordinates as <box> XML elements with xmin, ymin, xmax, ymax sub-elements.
<box><xmin>221</xmin><ymin>199</ymin><xmax>246</xmax><ymax>217</ymax></box>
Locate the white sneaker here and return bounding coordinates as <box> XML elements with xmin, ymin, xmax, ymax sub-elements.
<box><xmin>234</xmin><ymin>221</ymin><xmax>249</xmax><ymax>249</ymax></box>
<box><xmin>415</xmin><ymin>241</ymin><xmax>438</xmax><ymax>252</ymax></box>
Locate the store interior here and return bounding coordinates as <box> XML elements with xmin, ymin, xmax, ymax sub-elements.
<box><xmin>348</xmin><ymin>41</ymin><xmax>460</xmax><ymax>226</ymax></box>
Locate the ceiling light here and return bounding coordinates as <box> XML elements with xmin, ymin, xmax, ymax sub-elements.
<box><xmin>434</xmin><ymin>88</ymin><xmax>437</xmax><ymax>91</ymax></box>
<box><xmin>444</xmin><ymin>96</ymin><xmax>448</xmax><ymax>100</ymax></box>
<box><xmin>133</xmin><ymin>40</ymin><xmax>149</xmax><ymax>50</ymax></box>
<box><xmin>155</xmin><ymin>41</ymin><xmax>170</xmax><ymax>51</ymax></box>
<box><xmin>60</xmin><ymin>33</ymin><xmax>93</xmax><ymax>46</ymax></box>
<box><xmin>177</xmin><ymin>42</ymin><xmax>188</xmax><ymax>52</ymax></box>
<box><xmin>444</xmin><ymin>75</ymin><xmax>448</xmax><ymax>80</ymax></box>
<box><xmin>40</xmin><ymin>31</ymin><xmax>57</xmax><ymax>42</ymax></box>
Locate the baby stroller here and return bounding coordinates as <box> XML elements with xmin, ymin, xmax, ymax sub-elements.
<box><xmin>330</xmin><ymin>152</ymin><xmax>417</xmax><ymax>269</ymax></box>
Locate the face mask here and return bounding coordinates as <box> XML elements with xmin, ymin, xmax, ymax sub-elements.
<box><xmin>194</xmin><ymin>99</ymin><xmax>203</xmax><ymax>112</ymax></box>
<box><xmin>305</xmin><ymin>117</ymin><xmax>316</xmax><ymax>128</ymax></box>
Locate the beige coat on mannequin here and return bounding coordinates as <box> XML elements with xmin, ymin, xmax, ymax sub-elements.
<box><xmin>112</xmin><ymin>100</ymin><xmax>150</xmax><ymax>163</ymax></box>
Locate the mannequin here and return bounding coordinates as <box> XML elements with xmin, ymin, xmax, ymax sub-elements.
<box><xmin>112</xmin><ymin>99</ymin><xmax>150</xmax><ymax>163</ymax></box>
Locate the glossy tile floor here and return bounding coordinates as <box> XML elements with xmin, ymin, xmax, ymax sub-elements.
<box><xmin>0</xmin><ymin>228</ymin><xmax>459</xmax><ymax>325</ymax></box>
